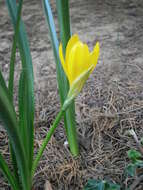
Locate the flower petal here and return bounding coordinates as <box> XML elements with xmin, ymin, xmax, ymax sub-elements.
<box><xmin>90</xmin><ymin>42</ymin><xmax>100</xmax><ymax>72</ymax></box>
<box><xmin>93</xmin><ymin>42</ymin><xmax>100</xmax><ymax>65</ymax></box>
<box><xmin>66</xmin><ymin>42</ymin><xmax>80</xmax><ymax>84</ymax></box>
<box><xmin>59</xmin><ymin>43</ymin><xmax>68</xmax><ymax>76</ymax></box>
<box><xmin>65</xmin><ymin>34</ymin><xmax>79</xmax><ymax>64</ymax></box>
<box><xmin>76</xmin><ymin>43</ymin><xmax>90</xmax><ymax>72</ymax></box>
<box><xmin>68</xmin><ymin>42</ymin><xmax>90</xmax><ymax>83</ymax></box>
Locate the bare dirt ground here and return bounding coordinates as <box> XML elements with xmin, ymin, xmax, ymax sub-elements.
<box><xmin>0</xmin><ymin>0</ymin><xmax>143</xmax><ymax>189</ymax></box>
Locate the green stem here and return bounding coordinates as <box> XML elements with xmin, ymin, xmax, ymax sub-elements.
<box><xmin>32</xmin><ymin>108</ymin><xmax>65</xmax><ymax>176</ymax></box>
<box><xmin>56</xmin><ymin>0</ymin><xmax>79</xmax><ymax>156</ymax></box>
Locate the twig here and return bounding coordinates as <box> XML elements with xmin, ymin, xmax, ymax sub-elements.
<box><xmin>129</xmin><ymin>129</ymin><xmax>143</xmax><ymax>155</ymax></box>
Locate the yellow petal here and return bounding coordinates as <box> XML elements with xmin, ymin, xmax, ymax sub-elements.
<box><xmin>90</xmin><ymin>42</ymin><xmax>100</xmax><ymax>72</ymax></box>
<box><xmin>65</xmin><ymin>34</ymin><xmax>79</xmax><ymax>64</ymax></box>
<box><xmin>66</xmin><ymin>42</ymin><xmax>80</xmax><ymax>85</ymax></box>
<box><xmin>59</xmin><ymin>43</ymin><xmax>68</xmax><ymax>76</ymax></box>
<box><xmin>68</xmin><ymin>42</ymin><xmax>90</xmax><ymax>84</ymax></box>
<box><xmin>75</xmin><ymin>43</ymin><xmax>90</xmax><ymax>73</ymax></box>
<box><xmin>93</xmin><ymin>42</ymin><xmax>100</xmax><ymax>65</ymax></box>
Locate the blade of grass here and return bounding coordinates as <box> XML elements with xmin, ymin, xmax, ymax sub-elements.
<box><xmin>43</xmin><ymin>0</ymin><xmax>79</xmax><ymax>156</ymax></box>
<box><xmin>56</xmin><ymin>0</ymin><xmax>70</xmax><ymax>52</ymax></box>
<box><xmin>0</xmin><ymin>85</ymin><xmax>30</xmax><ymax>190</ymax></box>
<box><xmin>43</xmin><ymin>0</ymin><xmax>68</xmax><ymax>105</ymax></box>
<box><xmin>0</xmin><ymin>152</ymin><xmax>19</xmax><ymax>190</ymax></box>
<box><xmin>43</xmin><ymin>0</ymin><xmax>69</xmax><ymax>138</ymax></box>
<box><xmin>0</xmin><ymin>71</ymin><xmax>20</xmax><ymax>187</ymax></box>
<box><xmin>8</xmin><ymin>0</ymin><xmax>23</xmax><ymax>101</ymax></box>
<box><xmin>8</xmin><ymin>0</ymin><xmax>23</xmax><ymax>185</ymax></box>
<box><xmin>18</xmin><ymin>71</ymin><xmax>29</xmax><ymax>157</ymax></box>
<box><xmin>0</xmin><ymin>70</ymin><xmax>9</xmax><ymax>95</ymax></box>
<box><xmin>56</xmin><ymin>0</ymin><xmax>79</xmax><ymax>156</ymax></box>
<box><xmin>6</xmin><ymin>0</ymin><xmax>34</xmax><ymax>179</ymax></box>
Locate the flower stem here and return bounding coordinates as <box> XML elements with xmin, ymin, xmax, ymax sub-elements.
<box><xmin>32</xmin><ymin>108</ymin><xmax>65</xmax><ymax>177</ymax></box>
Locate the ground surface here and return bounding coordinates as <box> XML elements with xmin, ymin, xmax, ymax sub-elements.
<box><xmin>0</xmin><ymin>0</ymin><xmax>143</xmax><ymax>189</ymax></box>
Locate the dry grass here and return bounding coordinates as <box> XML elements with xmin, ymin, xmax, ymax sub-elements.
<box><xmin>0</xmin><ymin>63</ymin><xmax>143</xmax><ymax>190</ymax></box>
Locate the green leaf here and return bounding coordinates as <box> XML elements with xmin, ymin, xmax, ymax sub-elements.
<box><xmin>43</xmin><ymin>0</ymin><xmax>67</xmax><ymax>102</ymax></box>
<box><xmin>8</xmin><ymin>0</ymin><xmax>23</xmax><ymax>101</ymax></box>
<box><xmin>125</xmin><ymin>150</ymin><xmax>143</xmax><ymax>177</ymax></box>
<box><xmin>56</xmin><ymin>0</ymin><xmax>70</xmax><ymax>52</ymax></box>
<box><xmin>140</xmin><ymin>138</ymin><xmax>143</xmax><ymax>145</ymax></box>
<box><xmin>84</xmin><ymin>180</ymin><xmax>120</xmax><ymax>190</ymax></box>
<box><xmin>127</xmin><ymin>149</ymin><xmax>142</xmax><ymax>163</ymax></box>
<box><xmin>84</xmin><ymin>180</ymin><xmax>105</xmax><ymax>190</ymax></box>
<box><xmin>6</xmin><ymin>0</ymin><xmax>34</xmax><ymax>179</ymax></box>
<box><xmin>0</xmin><ymin>70</ymin><xmax>9</xmax><ymax>95</ymax></box>
<box><xmin>125</xmin><ymin>163</ymin><xmax>136</xmax><ymax>177</ymax></box>
<box><xmin>55</xmin><ymin>0</ymin><xmax>79</xmax><ymax>156</ymax></box>
<box><xmin>0</xmin><ymin>152</ymin><xmax>19</xmax><ymax>190</ymax></box>
<box><xmin>8</xmin><ymin>1</ymin><xmax>23</xmax><ymax>186</ymax></box>
<box><xmin>18</xmin><ymin>71</ymin><xmax>30</xmax><ymax>157</ymax></box>
<box><xmin>0</xmin><ymin>85</ymin><xmax>30</xmax><ymax>190</ymax></box>
<box><xmin>135</xmin><ymin>160</ymin><xmax>143</xmax><ymax>167</ymax></box>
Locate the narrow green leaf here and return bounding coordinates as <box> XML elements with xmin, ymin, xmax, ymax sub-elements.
<box><xmin>8</xmin><ymin>0</ymin><xmax>23</xmax><ymax>101</ymax></box>
<box><xmin>55</xmin><ymin>0</ymin><xmax>70</xmax><ymax>52</ymax></box>
<box><xmin>0</xmin><ymin>152</ymin><xmax>19</xmax><ymax>190</ymax></box>
<box><xmin>43</xmin><ymin>0</ymin><xmax>79</xmax><ymax>156</ymax></box>
<box><xmin>43</xmin><ymin>0</ymin><xmax>67</xmax><ymax>103</ymax></box>
<box><xmin>6</xmin><ymin>0</ymin><xmax>34</xmax><ymax>179</ymax></box>
<box><xmin>141</xmin><ymin>138</ymin><xmax>143</xmax><ymax>145</ymax></box>
<box><xmin>8</xmin><ymin>1</ymin><xmax>23</xmax><ymax>185</ymax></box>
<box><xmin>0</xmin><ymin>70</ymin><xmax>9</xmax><ymax>95</ymax></box>
<box><xmin>18</xmin><ymin>71</ymin><xmax>29</xmax><ymax>157</ymax></box>
<box><xmin>9</xmin><ymin>148</ymin><xmax>20</xmax><ymax>188</ymax></box>
<box><xmin>0</xmin><ymin>85</ymin><xmax>30</xmax><ymax>190</ymax></box>
<box><xmin>56</xmin><ymin>0</ymin><xmax>79</xmax><ymax>156</ymax></box>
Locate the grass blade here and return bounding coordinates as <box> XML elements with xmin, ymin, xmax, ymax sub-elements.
<box><xmin>43</xmin><ymin>0</ymin><xmax>79</xmax><ymax>156</ymax></box>
<box><xmin>8</xmin><ymin>0</ymin><xmax>23</xmax><ymax>101</ymax></box>
<box><xmin>0</xmin><ymin>152</ymin><xmax>19</xmax><ymax>190</ymax></box>
<box><xmin>6</xmin><ymin>0</ymin><xmax>34</xmax><ymax>178</ymax></box>
<box><xmin>56</xmin><ymin>0</ymin><xmax>70</xmax><ymax>52</ymax></box>
<box><xmin>0</xmin><ymin>70</ymin><xmax>9</xmax><ymax>95</ymax></box>
<box><xmin>8</xmin><ymin>0</ymin><xmax>23</xmax><ymax>185</ymax></box>
<box><xmin>56</xmin><ymin>0</ymin><xmax>79</xmax><ymax>156</ymax></box>
<box><xmin>0</xmin><ymin>85</ymin><xmax>30</xmax><ymax>190</ymax></box>
<box><xmin>18</xmin><ymin>71</ymin><xmax>29</xmax><ymax>157</ymax></box>
<box><xmin>43</xmin><ymin>0</ymin><xmax>68</xmax><ymax>104</ymax></box>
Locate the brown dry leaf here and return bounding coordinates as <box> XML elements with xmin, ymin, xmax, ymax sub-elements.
<box><xmin>44</xmin><ymin>180</ymin><xmax>53</xmax><ymax>190</ymax></box>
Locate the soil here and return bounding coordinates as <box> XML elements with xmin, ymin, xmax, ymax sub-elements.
<box><xmin>0</xmin><ymin>0</ymin><xmax>143</xmax><ymax>189</ymax></box>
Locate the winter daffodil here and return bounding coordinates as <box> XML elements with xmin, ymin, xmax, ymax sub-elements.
<box><xmin>59</xmin><ymin>34</ymin><xmax>100</xmax><ymax>107</ymax></box>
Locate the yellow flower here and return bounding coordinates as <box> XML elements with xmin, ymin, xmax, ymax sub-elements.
<box><xmin>59</xmin><ymin>34</ymin><xmax>100</xmax><ymax>103</ymax></box>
